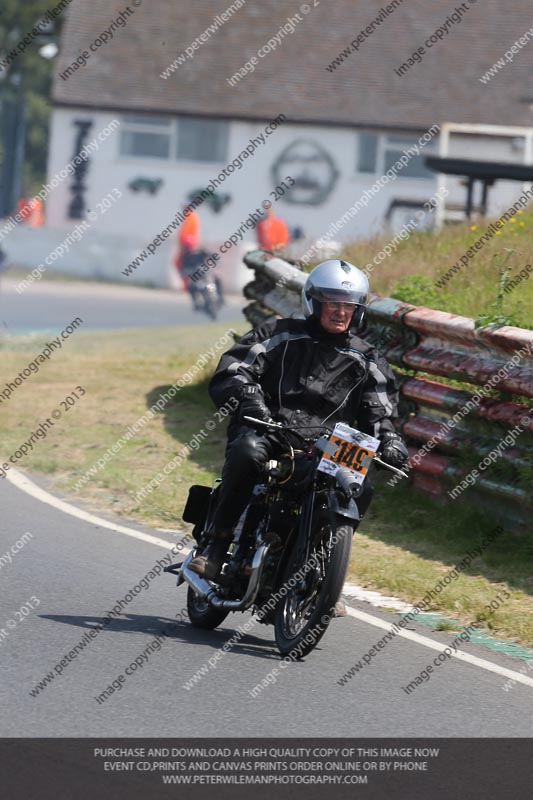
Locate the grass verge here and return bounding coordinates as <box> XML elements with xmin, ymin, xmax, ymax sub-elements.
<box><xmin>1</xmin><ymin>324</ymin><xmax>532</xmax><ymax>647</ymax></box>
<box><xmin>342</xmin><ymin>205</ymin><xmax>533</xmax><ymax>328</ymax></box>
<box><xmin>349</xmin><ymin>484</ymin><xmax>533</xmax><ymax>647</ymax></box>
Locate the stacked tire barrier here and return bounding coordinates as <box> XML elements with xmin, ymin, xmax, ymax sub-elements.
<box><xmin>242</xmin><ymin>249</ymin><xmax>533</xmax><ymax>525</ymax></box>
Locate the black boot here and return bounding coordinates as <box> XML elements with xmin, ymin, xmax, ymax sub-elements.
<box><xmin>189</xmin><ymin>534</ymin><xmax>232</xmax><ymax>580</ymax></box>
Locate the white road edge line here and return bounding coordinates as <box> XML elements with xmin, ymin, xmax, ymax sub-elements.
<box><xmin>7</xmin><ymin>467</ymin><xmax>533</xmax><ymax>688</ymax></box>
<box><xmin>6</xmin><ymin>468</ymin><xmax>177</xmax><ymax>551</ymax></box>
<box><xmin>343</xmin><ymin>583</ymin><xmax>412</xmax><ymax>612</ymax></box>
<box><xmin>342</xmin><ymin>605</ymin><xmax>533</xmax><ymax>689</ymax></box>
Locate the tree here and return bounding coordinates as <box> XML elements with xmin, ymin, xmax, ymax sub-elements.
<box><xmin>0</xmin><ymin>0</ymin><xmax>64</xmax><ymax>196</ymax></box>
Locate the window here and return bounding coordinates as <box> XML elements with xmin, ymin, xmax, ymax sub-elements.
<box><xmin>120</xmin><ymin>116</ymin><xmax>171</xmax><ymax>159</ymax></box>
<box><xmin>119</xmin><ymin>114</ymin><xmax>228</xmax><ymax>163</ymax></box>
<box><xmin>356</xmin><ymin>132</ymin><xmax>434</xmax><ymax>179</ymax></box>
<box><xmin>177</xmin><ymin>118</ymin><xmax>228</xmax><ymax>163</ymax></box>
<box><xmin>357</xmin><ymin>132</ymin><xmax>378</xmax><ymax>173</ymax></box>
<box><xmin>383</xmin><ymin>135</ymin><xmax>434</xmax><ymax>179</ymax></box>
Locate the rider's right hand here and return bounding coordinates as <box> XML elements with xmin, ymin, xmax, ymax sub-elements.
<box><xmin>238</xmin><ymin>385</ymin><xmax>272</xmax><ymax>424</ymax></box>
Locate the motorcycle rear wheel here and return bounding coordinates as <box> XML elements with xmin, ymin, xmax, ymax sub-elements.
<box><xmin>274</xmin><ymin>521</ymin><xmax>353</xmax><ymax>659</ymax></box>
<box><xmin>186</xmin><ymin>586</ymin><xmax>230</xmax><ymax>630</ymax></box>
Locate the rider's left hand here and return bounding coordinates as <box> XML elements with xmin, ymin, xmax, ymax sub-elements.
<box><xmin>380</xmin><ymin>432</ymin><xmax>409</xmax><ymax>470</ymax></box>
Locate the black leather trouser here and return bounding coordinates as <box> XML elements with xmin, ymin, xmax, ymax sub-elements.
<box><xmin>211</xmin><ymin>425</ymin><xmax>374</xmax><ymax>534</ymax></box>
<box><xmin>212</xmin><ymin>426</ymin><xmax>280</xmax><ymax>532</ymax></box>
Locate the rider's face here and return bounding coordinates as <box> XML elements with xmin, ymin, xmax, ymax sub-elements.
<box><xmin>319</xmin><ymin>302</ymin><xmax>355</xmax><ymax>334</ymax></box>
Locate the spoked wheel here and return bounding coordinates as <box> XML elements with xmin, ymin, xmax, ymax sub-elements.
<box><xmin>186</xmin><ymin>586</ymin><xmax>230</xmax><ymax>630</ymax></box>
<box><xmin>274</xmin><ymin>521</ymin><xmax>353</xmax><ymax>658</ymax></box>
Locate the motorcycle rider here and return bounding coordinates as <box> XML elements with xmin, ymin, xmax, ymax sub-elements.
<box><xmin>189</xmin><ymin>259</ymin><xmax>408</xmax><ymax>579</ymax></box>
<box><xmin>181</xmin><ymin>238</ymin><xmax>224</xmax><ymax>312</ymax></box>
<box><xmin>255</xmin><ymin>206</ymin><xmax>290</xmax><ymax>252</ymax></box>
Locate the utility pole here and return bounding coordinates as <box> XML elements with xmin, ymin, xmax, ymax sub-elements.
<box><xmin>0</xmin><ymin>75</ymin><xmax>25</xmax><ymax>218</ymax></box>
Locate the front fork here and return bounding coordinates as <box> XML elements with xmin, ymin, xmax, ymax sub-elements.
<box><xmin>293</xmin><ymin>481</ymin><xmax>360</xmax><ymax>572</ymax></box>
<box><xmin>290</xmin><ymin>481</ymin><xmax>317</xmax><ymax>575</ymax></box>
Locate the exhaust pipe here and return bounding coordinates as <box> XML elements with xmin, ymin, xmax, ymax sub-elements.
<box><xmin>179</xmin><ymin>551</ymin><xmax>217</xmax><ymax>602</ymax></box>
<box><xmin>180</xmin><ymin>544</ymin><xmax>271</xmax><ymax>611</ymax></box>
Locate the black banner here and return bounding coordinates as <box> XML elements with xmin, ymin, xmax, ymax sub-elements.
<box><xmin>1</xmin><ymin>738</ymin><xmax>531</xmax><ymax>799</ymax></box>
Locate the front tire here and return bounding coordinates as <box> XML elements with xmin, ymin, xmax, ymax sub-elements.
<box><xmin>274</xmin><ymin>521</ymin><xmax>353</xmax><ymax>659</ymax></box>
<box><xmin>186</xmin><ymin>586</ymin><xmax>230</xmax><ymax>630</ymax></box>
<box><xmin>205</xmin><ymin>293</ymin><xmax>218</xmax><ymax>320</ymax></box>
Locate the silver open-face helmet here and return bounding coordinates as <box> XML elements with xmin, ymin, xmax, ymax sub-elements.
<box><xmin>301</xmin><ymin>259</ymin><xmax>369</xmax><ymax>328</ymax></box>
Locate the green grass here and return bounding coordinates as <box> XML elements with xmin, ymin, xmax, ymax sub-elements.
<box><xmin>351</xmin><ymin>483</ymin><xmax>533</xmax><ymax>646</ymax></box>
<box><xmin>1</xmin><ymin>323</ymin><xmax>533</xmax><ymax>647</ymax></box>
<box><xmin>433</xmin><ymin>620</ymin><xmax>461</xmax><ymax>632</ymax></box>
<box><xmin>0</xmin><ymin>324</ymin><xmax>243</xmax><ymax>525</ymax></box>
<box><xmin>340</xmin><ymin>206</ymin><xmax>533</xmax><ymax>328</ymax></box>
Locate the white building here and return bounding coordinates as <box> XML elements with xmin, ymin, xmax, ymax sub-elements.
<box><xmin>39</xmin><ymin>0</ymin><xmax>533</xmax><ymax>287</ymax></box>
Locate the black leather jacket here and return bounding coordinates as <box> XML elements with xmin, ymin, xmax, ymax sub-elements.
<box><xmin>209</xmin><ymin>317</ymin><xmax>400</xmax><ymax>440</ymax></box>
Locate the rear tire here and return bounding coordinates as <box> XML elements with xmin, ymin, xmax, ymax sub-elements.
<box><xmin>274</xmin><ymin>522</ymin><xmax>353</xmax><ymax>659</ymax></box>
<box><xmin>186</xmin><ymin>586</ymin><xmax>230</xmax><ymax>630</ymax></box>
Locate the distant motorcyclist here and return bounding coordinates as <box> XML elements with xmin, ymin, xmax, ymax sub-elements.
<box><xmin>175</xmin><ymin>207</ymin><xmax>201</xmax><ymax>291</ymax></box>
<box><xmin>181</xmin><ymin>240</ymin><xmax>224</xmax><ymax>312</ymax></box>
<box><xmin>189</xmin><ymin>259</ymin><xmax>408</xmax><ymax>579</ymax></box>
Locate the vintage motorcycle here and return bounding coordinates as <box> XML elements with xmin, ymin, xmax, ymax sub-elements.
<box><xmin>191</xmin><ymin>271</ymin><xmax>222</xmax><ymax>320</ymax></box>
<box><xmin>166</xmin><ymin>417</ymin><xmax>406</xmax><ymax>659</ymax></box>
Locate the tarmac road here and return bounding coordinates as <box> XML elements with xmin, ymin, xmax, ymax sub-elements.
<box><xmin>0</xmin><ymin>278</ymin><xmax>244</xmax><ymax>335</ymax></box>
<box><xmin>1</xmin><ymin>470</ymin><xmax>532</xmax><ymax>738</ymax></box>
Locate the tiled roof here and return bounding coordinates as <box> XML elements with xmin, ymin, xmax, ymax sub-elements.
<box><xmin>53</xmin><ymin>0</ymin><xmax>533</xmax><ymax>130</ymax></box>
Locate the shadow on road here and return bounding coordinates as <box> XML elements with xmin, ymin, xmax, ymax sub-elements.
<box><xmin>37</xmin><ymin>611</ymin><xmax>304</xmax><ymax>663</ymax></box>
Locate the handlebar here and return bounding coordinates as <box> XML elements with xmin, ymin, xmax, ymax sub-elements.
<box><xmin>242</xmin><ymin>417</ymin><xmax>409</xmax><ymax>478</ymax></box>
<box><xmin>242</xmin><ymin>416</ymin><xmax>330</xmax><ymax>444</ymax></box>
<box><xmin>373</xmin><ymin>456</ymin><xmax>409</xmax><ymax>479</ymax></box>
<box><xmin>242</xmin><ymin>415</ymin><xmax>283</xmax><ymax>429</ymax></box>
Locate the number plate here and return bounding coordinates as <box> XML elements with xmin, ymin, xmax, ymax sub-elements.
<box><xmin>317</xmin><ymin>422</ymin><xmax>379</xmax><ymax>485</ymax></box>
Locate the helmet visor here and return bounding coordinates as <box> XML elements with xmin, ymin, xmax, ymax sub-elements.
<box><xmin>312</xmin><ymin>285</ymin><xmax>368</xmax><ymax>306</ymax></box>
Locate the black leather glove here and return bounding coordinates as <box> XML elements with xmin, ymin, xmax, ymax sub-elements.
<box><xmin>238</xmin><ymin>385</ymin><xmax>271</xmax><ymax>424</ymax></box>
<box><xmin>380</xmin><ymin>432</ymin><xmax>409</xmax><ymax>470</ymax></box>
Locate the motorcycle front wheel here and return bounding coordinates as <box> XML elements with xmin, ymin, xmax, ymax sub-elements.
<box><xmin>203</xmin><ymin>288</ymin><xmax>218</xmax><ymax>320</ymax></box>
<box><xmin>274</xmin><ymin>520</ymin><xmax>353</xmax><ymax>659</ymax></box>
